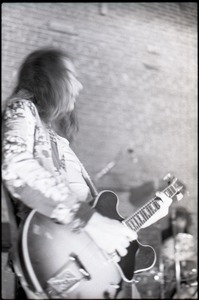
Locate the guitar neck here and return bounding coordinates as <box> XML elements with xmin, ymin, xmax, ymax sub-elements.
<box><xmin>124</xmin><ymin>178</ymin><xmax>182</xmax><ymax>233</ymax></box>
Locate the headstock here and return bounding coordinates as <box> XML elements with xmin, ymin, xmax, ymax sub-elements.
<box><xmin>163</xmin><ymin>173</ymin><xmax>186</xmax><ymax>202</ymax></box>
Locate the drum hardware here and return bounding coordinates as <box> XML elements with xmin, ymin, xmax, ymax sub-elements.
<box><xmin>159</xmin><ymin>250</ymin><xmax>165</xmax><ymax>299</ymax></box>
<box><xmin>94</xmin><ymin>147</ymin><xmax>137</xmax><ymax>181</ymax></box>
<box><xmin>171</xmin><ymin>208</ymin><xmax>183</xmax><ymax>298</ymax></box>
<box><xmin>161</xmin><ymin>205</ymin><xmax>197</xmax><ymax>299</ymax></box>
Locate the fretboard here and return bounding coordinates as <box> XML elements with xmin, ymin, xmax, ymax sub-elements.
<box><xmin>124</xmin><ymin>179</ymin><xmax>181</xmax><ymax>232</ymax></box>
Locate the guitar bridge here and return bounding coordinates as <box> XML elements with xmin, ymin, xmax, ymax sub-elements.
<box><xmin>45</xmin><ymin>253</ymin><xmax>91</xmax><ymax>298</ymax></box>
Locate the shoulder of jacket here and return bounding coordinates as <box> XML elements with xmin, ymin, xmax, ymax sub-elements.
<box><xmin>7</xmin><ymin>98</ymin><xmax>38</xmax><ymax>117</ymax></box>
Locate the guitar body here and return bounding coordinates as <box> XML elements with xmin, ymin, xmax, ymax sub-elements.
<box><xmin>20</xmin><ymin>191</ymin><xmax>156</xmax><ymax>299</ymax></box>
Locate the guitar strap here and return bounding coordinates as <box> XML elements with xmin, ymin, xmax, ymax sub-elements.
<box><xmin>50</xmin><ymin>135</ymin><xmax>99</xmax><ymax>200</ymax></box>
<box><xmin>50</xmin><ymin>139</ymin><xmax>62</xmax><ymax>170</ymax></box>
<box><xmin>80</xmin><ymin>162</ymin><xmax>99</xmax><ymax>199</ymax></box>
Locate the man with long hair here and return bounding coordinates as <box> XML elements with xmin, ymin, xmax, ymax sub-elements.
<box><xmin>2</xmin><ymin>48</ymin><xmax>172</xmax><ymax>299</ymax></box>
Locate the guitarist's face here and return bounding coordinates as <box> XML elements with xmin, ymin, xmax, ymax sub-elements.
<box><xmin>64</xmin><ymin>59</ymin><xmax>83</xmax><ymax>112</ymax></box>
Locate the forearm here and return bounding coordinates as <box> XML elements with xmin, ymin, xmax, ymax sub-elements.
<box><xmin>2</xmin><ymin>155</ymin><xmax>95</xmax><ymax>228</ymax></box>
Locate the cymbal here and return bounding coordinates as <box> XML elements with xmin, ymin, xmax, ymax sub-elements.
<box><xmin>162</xmin><ymin>233</ymin><xmax>196</xmax><ymax>261</ymax></box>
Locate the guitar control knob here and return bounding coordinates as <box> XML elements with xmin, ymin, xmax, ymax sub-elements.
<box><xmin>103</xmin><ymin>291</ymin><xmax>111</xmax><ymax>299</ymax></box>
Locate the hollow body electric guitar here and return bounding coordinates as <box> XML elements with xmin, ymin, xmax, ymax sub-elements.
<box><xmin>20</xmin><ymin>175</ymin><xmax>184</xmax><ymax>299</ymax></box>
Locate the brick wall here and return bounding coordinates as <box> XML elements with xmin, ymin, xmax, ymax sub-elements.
<box><xmin>2</xmin><ymin>3</ymin><xmax>197</xmax><ymax>236</ymax></box>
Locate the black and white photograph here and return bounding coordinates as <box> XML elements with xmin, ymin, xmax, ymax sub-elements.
<box><xmin>2</xmin><ymin>2</ymin><xmax>197</xmax><ymax>299</ymax></box>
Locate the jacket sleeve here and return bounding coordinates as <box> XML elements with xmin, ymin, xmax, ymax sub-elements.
<box><xmin>2</xmin><ymin>99</ymin><xmax>94</xmax><ymax>228</ymax></box>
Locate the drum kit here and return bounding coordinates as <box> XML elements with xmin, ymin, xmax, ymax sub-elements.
<box><xmin>132</xmin><ymin>175</ymin><xmax>197</xmax><ymax>299</ymax></box>
<box><xmin>133</xmin><ymin>218</ymin><xmax>197</xmax><ymax>299</ymax></box>
<box><xmin>161</xmin><ymin>232</ymin><xmax>197</xmax><ymax>299</ymax></box>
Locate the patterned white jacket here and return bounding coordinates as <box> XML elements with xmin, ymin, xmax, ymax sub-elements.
<box><xmin>2</xmin><ymin>99</ymin><xmax>94</xmax><ymax>230</ymax></box>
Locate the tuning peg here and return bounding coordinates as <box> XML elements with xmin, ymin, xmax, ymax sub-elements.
<box><xmin>163</xmin><ymin>173</ymin><xmax>175</xmax><ymax>184</ymax></box>
<box><xmin>176</xmin><ymin>192</ymin><xmax>184</xmax><ymax>201</ymax></box>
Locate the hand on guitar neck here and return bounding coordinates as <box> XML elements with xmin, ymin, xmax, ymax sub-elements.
<box><xmin>84</xmin><ymin>212</ymin><xmax>137</xmax><ymax>261</ymax></box>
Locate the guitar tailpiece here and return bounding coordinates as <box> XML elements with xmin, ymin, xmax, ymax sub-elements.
<box><xmin>44</xmin><ymin>254</ymin><xmax>92</xmax><ymax>298</ymax></box>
